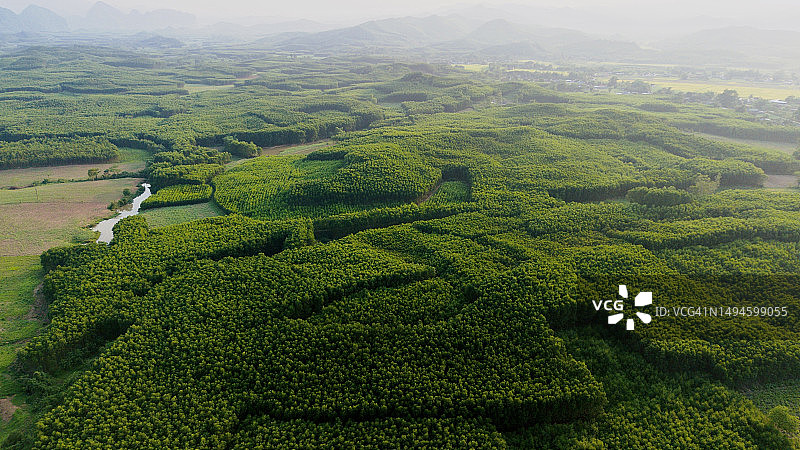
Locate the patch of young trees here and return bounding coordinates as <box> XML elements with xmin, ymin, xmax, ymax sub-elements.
<box><xmin>140</xmin><ymin>184</ymin><xmax>213</xmax><ymax>209</ymax></box>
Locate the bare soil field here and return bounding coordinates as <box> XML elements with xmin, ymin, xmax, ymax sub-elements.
<box><xmin>0</xmin><ymin>397</ymin><xmax>17</xmax><ymax>422</ymax></box>
<box><xmin>0</xmin><ymin>178</ymin><xmax>144</xmax><ymax>256</ymax></box>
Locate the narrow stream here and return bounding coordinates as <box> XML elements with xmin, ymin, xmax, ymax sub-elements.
<box><xmin>92</xmin><ymin>183</ymin><xmax>152</xmax><ymax>243</ymax></box>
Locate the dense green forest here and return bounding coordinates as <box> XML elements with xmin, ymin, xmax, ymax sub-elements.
<box><xmin>1</xmin><ymin>45</ymin><xmax>799</xmax><ymax>449</ymax></box>
<box><xmin>0</xmin><ymin>137</ymin><xmax>120</xmax><ymax>169</ymax></box>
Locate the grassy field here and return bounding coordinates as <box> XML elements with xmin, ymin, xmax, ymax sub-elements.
<box><xmin>224</xmin><ymin>141</ymin><xmax>334</xmax><ymax>169</ymax></box>
<box><xmin>648</xmin><ymin>78</ymin><xmax>800</xmax><ymax>99</ymax></box>
<box><xmin>0</xmin><ymin>256</ymin><xmax>43</xmax><ymax>442</ymax></box>
<box><xmin>184</xmin><ymin>84</ymin><xmax>235</xmax><ymax>93</ymax></box>
<box><xmin>0</xmin><ymin>147</ymin><xmax>150</xmax><ymax>189</ymax></box>
<box><xmin>0</xmin><ymin>178</ymin><xmax>143</xmax><ymax>205</ymax></box>
<box><xmin>0</xmin><ymin>178</ymin><xmax>144</xmax><ymax>256</ymax></box>
<box><xmin>0</xmin><ymin>256</ymin><xmax>42</xmax><ymax>371</ymax></box>
<box><xmin>269</xmin><ymin>139</ymin><xmax>335</xmax><ymax>156</ymax></box>
<box><xmin>139</xmin><ymin>201</ymin><xmax>225</xmax><ymax>228</ymax></box>
<box><xmin>744</xmin><ymin>380</ymin><xmax>800</xmax><ymax>415</ymax></box>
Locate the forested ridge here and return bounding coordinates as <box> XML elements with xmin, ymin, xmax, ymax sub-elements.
<box><xmin>2</xmin><ymin>47</ymin><xmax>800</xmax><ymax>449</ymax></box>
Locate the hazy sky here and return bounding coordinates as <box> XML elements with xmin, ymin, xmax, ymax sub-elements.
<box><xmin>3</xmin><ymin>0</ymin><xmax>800</xmax><ymax>28</ymax></box>
<box><xmin>0</xmin><ymin>0</ymin><xmax>794</xmax><ymax>16</ymax></box>
<box><xmin>6</xmin><ymin>0</ymin><xmax>528</xmax><ymax>20</ymax></box>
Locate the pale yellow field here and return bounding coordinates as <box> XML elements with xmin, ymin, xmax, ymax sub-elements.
<box><xmin>455</xmin><ymin>64</ymin><xmax>489</xmax><ymax>72</ymax></box>
<box><xmin>508</xmin><ymin>68</ymin><xmax>570</xmax><ymax>76</ymax></box>
<box><xmin>647</xmin><ymin>78</ymin><xmax>800</xmax><ymax>99</ymax></box>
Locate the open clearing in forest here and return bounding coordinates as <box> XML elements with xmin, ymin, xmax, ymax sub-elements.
<box><xmin>0</xmin><ymin>148</ymin><xmax>150</xmax><ymax>189</ymax></box>
<box><xmin>184</xmin><ymin>84</ymin><xmax>236</xmax><ymax>93</ymax></box>
<box><xmin>416</xmin><ymin>180</ymin><xmax>443</xmax><ymax>204</ymax></box>
<box><xmin>266</xmin><ymin>139</ymin><xmax>334</xmax><ymax>156</ymax></box>
<box><xmin>696</xmin><ymin>133</ymin><xmax>798</xmax><ymax>155</ymax></box>
<box><xmin>224</xmin><ymin>141</ymin><xmax>334</xmax><ymax>169</ymax></box>
<box><xmin>0</xmin><ymin>178</ymin><xmax>143</xmax><ymax>256</ymax></box>
<box><xmin>0</xmin><ymin>397</ymin><xmax>18</xmax><ymax>422</ymax></box>
<box><xmin>743</xmin><ymin>379</ymin><xmax>800</xmax><ymax>417</ymax></box>
<box><xmin>140</xmin><ymin>201</ymin><xmax>226</xmax><ymax>228</ymax></box>
<box><xmin>763</xmin><ymin>175</ymin><xmax>799</xmax><ymax>189</ymax></box>
<box><xmin>695</xmin><ymin>133</ymin><xmax>799</xmax><ymax>189</ymax></box>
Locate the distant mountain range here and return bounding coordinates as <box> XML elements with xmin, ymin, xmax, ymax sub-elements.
<box><xmin>0</xmin><ymin>2</ymin><xmax>194</xmax><ymax>33</ymax></box>
<box><xmin>74</xmin><ymin>1</ymin><xmax>195</xmax><ymax>31</ymax></box>
<box><xmin>0</xmin><ymin>5</ymin><xmax>68</xmax><ymax>33</ymax></box>
<box><xmin>269</xmin><ymin>15</ymin><xmax>477</xmax><ymax>52</ymax></box>
<box><xmin>256</xmin><ymin>15</ymin><xmax>654</xmax><ymax>62</ymax></box>
<box><xmin>249</xmin><ymin>16</ymin><xmax>800</xmax><ymax>68</ymax></box>
<box><xmin>1</xmin><ymin>3</ymin><xmax>799</xmax><ymax>70</ymax></box>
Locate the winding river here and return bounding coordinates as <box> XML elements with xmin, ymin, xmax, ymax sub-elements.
<box><xmin>92</xmin><ymin>183</ymin><xmax>152</xmax><ymax>243</ymax></box>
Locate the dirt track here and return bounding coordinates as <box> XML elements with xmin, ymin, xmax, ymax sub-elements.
<box><xmin>0</xmin><ymin>396</ymin><xmax>18</xmax><ymax>422</ymax></box>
